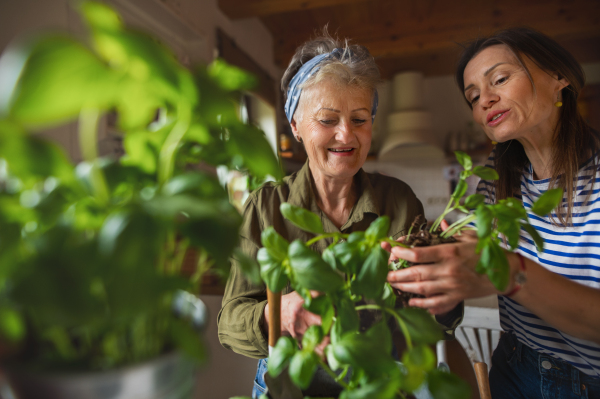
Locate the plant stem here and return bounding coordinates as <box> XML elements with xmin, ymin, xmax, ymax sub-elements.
<box><xmin>381</xmin><ymin>238</ymin><xmax>409</xmax><ymax>248</ymax></box>
<box><xmin>430</xmin><ymin>200</ymin><xmax>454</xmax><ymax>233</ymax></box>
<box><xmin>319</xmin><ymin>359</ymin><xmax>350</xmax><ymax>389</ymax></box>
<box><xmin>441</xmin><ymin>214</ymin><xmax>476</xmax><ymax>238</ymax></box>
<box><xmin>306</xmin><ymin>233</ymin><xmax>346</xmax><ymax>247</ymax></box>
<box><xmin>354</xmin><ymin>305</ymin><xmax>412</xmax><ymax>349</ymax></box>
<box><xmin>158</xmin><ymin>103</ymin><xmax>191</xmax><ymax>185</ymax></box>
<box><xmin>173</xmin><ymin>238</ymin><xmax>189</xmax><ymax>273</ymax></box>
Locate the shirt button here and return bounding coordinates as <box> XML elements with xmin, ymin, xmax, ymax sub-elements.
<box><xmin>541</xmin><ymin>360</ymin><xmax>552</xmax><ymax>370</ymax></box>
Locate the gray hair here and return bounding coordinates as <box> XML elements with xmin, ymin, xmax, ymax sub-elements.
<box><xmin>281</xmin><ymin>31</ymin><xmax>381</xmax><ymax>102</ymax></box>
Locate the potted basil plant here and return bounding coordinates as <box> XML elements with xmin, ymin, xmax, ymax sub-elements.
<box><xmin>0</xmin><ymin>2</ymin><xmax>281</xmax><ymax>398</ymax></box>
<box><xmin>240</xmin><ymin>151</ymin><xmax>561</xmax><ymax>399</ymax></box>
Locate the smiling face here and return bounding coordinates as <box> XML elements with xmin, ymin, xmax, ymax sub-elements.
<box><xmin>291</xmin><ymin>79</ymin><xmax>373</xmax><ymax>181</ymax></box>
<box><xmin>463</xmin><ymin>44</ymin><xmax>568</xmax><ymax>144</ymax></box>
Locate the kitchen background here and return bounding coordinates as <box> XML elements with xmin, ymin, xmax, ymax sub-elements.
<box><xmin>2</xmin><ymin>0</ymin><xmax>599</xmax><ymax>397</ymax></box>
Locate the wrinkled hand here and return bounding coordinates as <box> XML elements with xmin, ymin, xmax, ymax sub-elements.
<box><xmin>385</xmin><ymin>223</ymin><xmax>497</xmax><ymax>315</ymax></box>
<box><xmin>265</xmin><ymin>291</ymin><xmax>330</xmax><ymax>355</ymax></box>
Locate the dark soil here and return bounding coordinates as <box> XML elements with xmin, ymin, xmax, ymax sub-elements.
<box><xmin>392</xmin><ymin>215</ymin><xmax>456</xmax><ymax>307</ymax></box>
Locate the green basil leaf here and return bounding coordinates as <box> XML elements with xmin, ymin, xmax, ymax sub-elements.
<box><xmin>427</xmin><ymin>369</ymin><xmax>471</xmax><ymax>399</ymax></box>
<box><xmin>332</xmin><ymin>241</ymin><xmax>364</xmax><ymax>274</ymax></box>
<box><xmin>331</xmin><ymin>331</ymin><xmax>397</xmax><ymax>377</ymax></box>
<box><xmin>403</xmin><ymin>344</ymin><xmax>436</xmax><ymax>371</ymax></box>
<box><xmin>464</xmin><ymin>194</ymin><xmax>485</xmax><ymax>210</ymax></box>
<box><xmin>302</xmin><ymin>325</ymin><xmax>324</xmax><ymax>351</ymax></box>
<box><xmin>365</xmin><ymin>321</ymin><xmax>393</xmax><ymax>354</ymax></box>
<box><xmin>335</xmin><ymin>295</ymin><xmax>359</xmax><ymax>336</ymax></box>
<box><xmin>531</xmin><ymin>188</ymin><xmax>563</xmax><ymax>217</ymax></box>
<box><xmin>257</xmin><ymin>248</ymin><xmax>288</xmax><ymax>292</ymax></box>
<box><xmin>478</xmin><ymin>240</ymin><xmax>510</xmax><ymax>291</ymax></box>
<box><xmin>497</xmin><ymin>221</ymin><xmax>520</xmax><ymax>250</ymax></box>
<box><xmin>289</xmin><ymin>350</ymin><xmax>319</xmax><ymax>390</ymax></box>
<box><xmin>0</xmin><ymin>307</ymin><xmax>25</xmax><ymax>342</ymax></box>
<box><xmin>472</xmin><ymin>166</ymin><xmax>499</xmax><ymax>180</ymax></box>
<box><xmin>322</xmin><ymin>246</ymin><xmax>340</xmax><ymax>272</ymax></box>
<box><xmin>339</xmin><ymin>377</ymin><xmax>401</xmax><ymax>399</ymax></box>
<box><xmin>305</xmin><ymin>295</ymin><xmax>334</xmax><ymax>334</ymax></box>
<box><xmin>227</xmin><ymin>123</ymin><xmax>283</xmax><ymax>181</ymax></box>
<box><xmin>475</xmin><ymin>205</ymin><xmax>493</xmax><ymax>239</ymax></box>
<box><xmin>381</xmin><ymin>283</ymin><xmax>397</xmax><ymax>309</ymax></box>
<box><xmin>365</xmin><ymin>216</ymin><xmax>390</xmax><ymax>241</ymax></box>
<box><xmin>268</xmin><ymin>336</ymin><xmax>298</xmax><ymax>378</ymax></box>
<box><xmin>233</xmin><ymin>248</ymin><xmax>262</xmax><ymax>285</ymax></box>
<box><xmin>395</xmin><ymin>307</ymin><xmax>444</xmax><ymax>344</ymax></box>
<box><xmin>454</xmin><ymin>151</ymin><xmax>472</xmax><ymax>171</ymax></box>
<box><xmin>261</xmin><ymin>226</ymin><xmax>289</xmax><ymax>261</ymax></box>
<box><xmin>352</xmin><ymin>246</ymin><xmax>389</xmax><ymax>300</ymax></box>
<box><xmin>280</xmin><ymin>203</ymin><xmax>324</xmax><ymax>235</ymax></box>
<box><xmin>288</xmin><ymin>240</ymin><xmax>344</xmax><ymax>293</ymax></box>
<box><xmin>451</xmin><ymin>180</ymin><xmax>468</xmax><ymax>201</ymax></box>
<box><xmin>521</xmin><ymin>222</ymin><xmax>544</xmax><ymax>252</ymax></box>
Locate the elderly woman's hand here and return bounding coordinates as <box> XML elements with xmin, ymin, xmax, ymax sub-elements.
<box><xmin>386</xmin><ymin>230</ymin><xmax>497</xmax><ymax>315</ymax></box>
<box><xmin>264</xmin><ymin>291</ymin><xmax>330</xmax><ymax>355</ymax></box>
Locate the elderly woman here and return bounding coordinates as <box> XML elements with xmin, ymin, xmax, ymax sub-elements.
<box><xmin>218</xmin><ymin>34</ymin><xmax>461</xmax><ymax>398</ymax></box>
<box><xmin>387</xmin><ymin>28</ymin><xmax>600</xmax><ymax>398</ymax></box>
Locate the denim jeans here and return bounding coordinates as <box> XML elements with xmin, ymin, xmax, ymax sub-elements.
<box><xmin>490</xmin><ymin>333</ymin><xmax>600</xmax><ymax>399</ymax></box>
<box><xmin>252</xmin><ymin>358</ymin><xmax>268</xmax><ymax>399</ymax></box>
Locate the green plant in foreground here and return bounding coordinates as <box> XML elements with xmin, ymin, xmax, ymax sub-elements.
<box><xmin>430</xmin><ymin>151</ymin><xmax>562</xmax><ymax>290</ymax></box>
<box><xmin>0</xmin><ymin>2</ymin><xmax>281</xmax><ymax>370</ymax></box>
<box><xmin>257</xmin><ymin>204</ymin><xmax>470</xmax><ymax>399</ymax></box>
<box><xmin>255</xmin><ymin>151</ymin><xmax>562</xmax><ymax>399</ymax></box>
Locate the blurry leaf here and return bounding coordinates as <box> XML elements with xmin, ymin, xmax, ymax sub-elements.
<box><xmin>331</xmin><ymin>330</ymin><xmax>397</xmax><ymax>377</ymax></box>
<box><xmin>302</xmin><ymin>325</ymin><xmax>324</xmax><ymax>351</ymax></box>
<box><xmin>531</xmin><ymin>188</ymin><xmax>563</xmax><ymax>217</ymax></box>
<box><xmin>332</xmin><ymin>241</ymin><xmax>364</xmax><ymax>275</ymax></box>
<box><xmin>497</xmin><ymin>220</ymin><xmax>520</xmax><ymax>250</ymax></box>
<box><xmin>227</xmin><ymin>124</ymin><xmax>283</xmax><ymax>181</ymax></box>
<box><xmin>451</xmin><ymin>180</ymin><xmax>468</xmax><ymax>201</ymax></box>
<box><xmin>280</xmin><ymin>203</ymin><xmax>324</xmax><ymax>235</ymax></box>
<box><xmin>464</xmin><ymin>194</ymin><xmax>485</xmax><ymax>210</ymax></box>
<box><xmin>427</xmin><ymin>369</ymin><xmax>471</xmax><ymax>399</ymax></box>
<box><xmin>0</xmin><ymin>307</ymin><xmax>25</xmax><ymax>342</ymax></box>
<box><xmin>289</xmin><ymin>350</ymin><xmax>319</xmax><ymax>390</ymax></box>
<box><xmin>454</xmin><ymin>151</ymin><xmax>472</xmax><ymax>171</ymax></box>
<box><xmin>121</xmin><ymin>125</ymin><xmax>171</xmax><ymax>174</ymax></box>
<box><xmin>472</xmin><ymin>166</ymin><xmax>498</xmax><ymax>180</ymax></box>
<box><xmin>234</xmin><ymin>248</ymin><xmax>261</xmax><ymax>285</ymax></box>
<box><xmin>288</xmin><ymin>240</ymin><xmax>344</xmax><ymax>293</ymax></box>
<box><xmin>0</xmin><ymin>133</ymin><xmax>74</xmax><ymax>186</ymax></box>
<box><xmin>208</xmin><ymin>58</ymin><xmax>257</xmax><ymax>91</ymax></box>
<box><xmin>366</xmin><ymin>321</ymin><xmax>392</xmax><ymax>354</ymax></box>
<box><xmin>335</xmin><ymin>295</ymin><xmax>359</xmax><ymax>336</ymax></box>
<box><xmin>7</xmin><ymin>35</ymin><xmax>116</xmax><ymax>125</ymax></box>
<box><xmin>305</xmin><ymin>295</ymin><xmax>334</xmax><ymax>334</ymax></box>
<box><xmin>521</xmin><ymin>222</ymin><xmax>544</xmax><ymax>252</ymax></box>
<box><xmin>365</xmin><ymin>216</ymin><xmax>390</xmax><ymax>241</ymax></box>
<box><xmin>144</xmin><ymin>195</ymin><xmax>242</xmax><ymax>268</ymax></box>
<box><xmin>80</xmin><ymin>1</ymin><xmax>123</xmax><ymax>31</ymax></box>
<box><xmin>481</xmin><ymin>240</ymin><xmax>510</xmax><ymax>291</ymax></box>
<box><xmin>403</xmin><ymin>344</ymin><xmax>436</xmax><ymax>371</ymax></box>
<box><xmin>381</xmin><ymin>283</ymin><xmax>396</xmax><ymax>309</ymax></box>
<box><xmin>268</xmin><ymin>336</ymin><xmax>297</xmax><ymax>378</ymax></box>
<box><xmin>170</xmin><ymin>318</ymin><xmax>207</xmax><ymax>363</ymax></box>
<box><xmin>396</xmin><ymin>307</ymin><xmax>444</xmax><ymax>344</ymax></box>
<box><xmin>257</xmin><ymin>248</ymin><xmax>288</xmax><ymax>292</ymax></box>
<box><xmin>352</xmin><ymin>246</ymin><xmax>388</xmax><ymax>300</ymax></box>
<box><xmin>261</xmin><ymin>226</ymin><xmax>289</xmax><ymax>261</ymax></box>
<box><xmin>161</xmin><ymin>171</ymin><xmax>225</xmax><ymax>200</ymax></box>
<box><xmin>340</xmin><ymin>377</ymin><xmax>401</xmax><ymax>399</ymax></box>
<box><xmin>475</xmin><ymin>205</ymin><xmax>493</xmax><ymax>239</ymax></box>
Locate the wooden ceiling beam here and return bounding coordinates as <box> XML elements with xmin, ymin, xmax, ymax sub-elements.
<box><xmin>218</xmin><ymin>0</ymin><xmax>366</xmax><ymax>19</ymax></box>
<box><xmin>265</xmin><ymin>0</ymin><xmax>600</xmax><ymax>68</ymax></box>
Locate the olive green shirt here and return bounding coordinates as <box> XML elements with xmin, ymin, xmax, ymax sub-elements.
<box><xmin>217</xmin><ymin>161</ymin><xmax>459</xmax><ymax>359</ymax></box>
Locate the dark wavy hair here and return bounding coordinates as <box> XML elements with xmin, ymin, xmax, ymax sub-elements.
<box><xmin>456</xmin><ymin>27</ymin><xmax>599</xmax><ymax>226</ymax></box>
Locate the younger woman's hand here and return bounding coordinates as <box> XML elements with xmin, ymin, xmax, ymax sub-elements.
<box><xmin>386</xmin><ymin>232</ymin><xmax>497</xmax><ymax>314</ymax></box>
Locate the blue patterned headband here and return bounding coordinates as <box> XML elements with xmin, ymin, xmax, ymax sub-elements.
<box><xmin>284</xmin><ymin>48</ymin><xmax>379</xmax><ymax>124</ymax></box>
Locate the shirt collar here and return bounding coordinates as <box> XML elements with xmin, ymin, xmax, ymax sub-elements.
<box><xmin>287</xmin><ymin>161</ymin><xmax>381</xmax><ymax>229</ymax></box>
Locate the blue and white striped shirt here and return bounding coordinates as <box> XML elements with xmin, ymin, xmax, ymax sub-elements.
<box><xmin>476</xmin><ymin>152</ymin><xmax>600</xmax><ymax>378</ymax></box>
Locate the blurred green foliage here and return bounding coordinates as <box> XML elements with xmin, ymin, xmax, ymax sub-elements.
<box><xmin>0</xmin><ymin>2</ymin><xmax>280</xmax><ymax>371</ymax></box>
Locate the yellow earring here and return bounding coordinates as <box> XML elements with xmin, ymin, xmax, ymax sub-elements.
<box><xmin>554</xmin><ymin>101</ymin><xmax>563</xmax><ymax>107</ymax></box>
